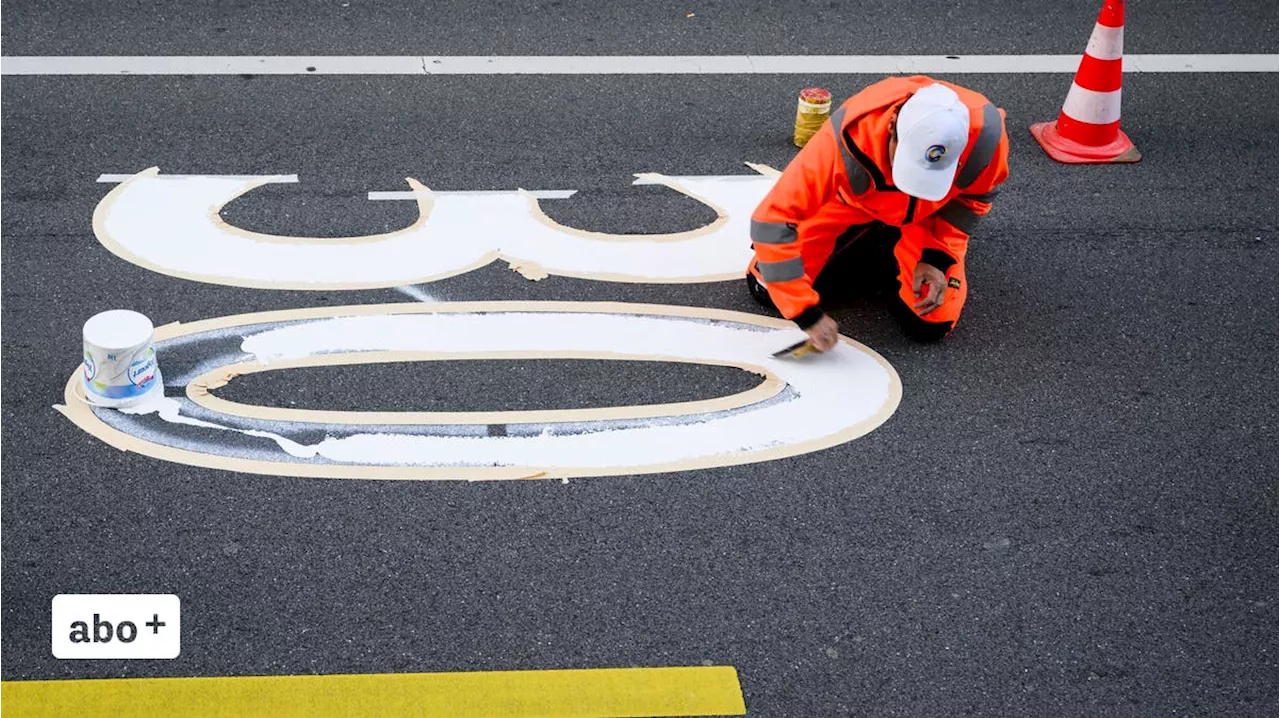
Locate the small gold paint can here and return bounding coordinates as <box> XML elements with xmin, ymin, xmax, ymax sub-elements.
<box><xmin>793</xmin><ymin>87</ymin><xmax>833</xmax><ymax>147</ymax></box>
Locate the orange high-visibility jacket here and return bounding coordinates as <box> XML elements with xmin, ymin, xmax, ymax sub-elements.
<box><xmin>750</xmin><ymin>76</ymin><xmax>1010</xmax><ymax>324</ymax></box>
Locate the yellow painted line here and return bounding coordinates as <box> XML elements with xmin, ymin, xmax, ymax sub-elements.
<box><xmin>0</xmin><ymin>666</ymin><xmax>747</xmax><ymax>717</ymax></box>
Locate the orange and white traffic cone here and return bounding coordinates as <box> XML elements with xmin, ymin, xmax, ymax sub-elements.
<box><xmin>1030</xmin><ymin>0</ymin><xmax>1140</xmax><ymax>163</ymax></box>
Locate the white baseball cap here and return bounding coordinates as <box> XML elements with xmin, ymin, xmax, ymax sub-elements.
<box><xmin>892</xmin><ymin>83</ymin><xmax>971</xmax><ymax>202</ymax></box>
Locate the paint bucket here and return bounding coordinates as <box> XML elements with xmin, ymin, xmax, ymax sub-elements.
<box><xmin>793</xmin><ymin>87</ymin><xmax>833</xmax><ymax>147</ymax></box>
<box><xmin>82</xmin><ymin>310</ymin><xmax>163</xmax><ymax>408</ymax></box>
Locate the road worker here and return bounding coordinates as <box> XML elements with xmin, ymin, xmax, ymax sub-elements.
<box><xmin>747</xmin><ymin>76</ymin><xmax>1010</xmax><ymax>346</ymax></box>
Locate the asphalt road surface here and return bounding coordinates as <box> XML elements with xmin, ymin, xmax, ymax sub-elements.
<box><xmin>2</xmin><ymin>2</ymin><xmax>1277</xmax><ymax>715</ymax></box>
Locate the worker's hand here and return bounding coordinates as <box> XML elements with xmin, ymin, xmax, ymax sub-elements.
<box><xmin>804</xmin><ymin>314</ymin><xmax>840</xmax><ymax>352</ymax></box>
<box><xmin>912</xmin><ymin>262</ymin><xmax>948</xmax><ymax>316</ymax></box>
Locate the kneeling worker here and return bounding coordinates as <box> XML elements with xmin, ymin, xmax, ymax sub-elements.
<box><xmin>748</xmin><ymin>76</ymin><xmax>1009</xmax><ymax>347</ymax></box>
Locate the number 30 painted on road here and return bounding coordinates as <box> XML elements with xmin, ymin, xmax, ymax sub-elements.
<box><xmin>64</xmin><ymin>166</ymin><xmax>902</xmax><ymax>481</ymax></box>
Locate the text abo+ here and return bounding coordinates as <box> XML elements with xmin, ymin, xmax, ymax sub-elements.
<box><xmin>52</xmin><ymin>594</ymin><xmax>181</xmax><ymax>659</ymax></box>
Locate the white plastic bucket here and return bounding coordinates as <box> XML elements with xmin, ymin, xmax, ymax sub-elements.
<box><xmin>82</xmin><ymin>310</ymin><xmax>163</xmax><ymax>408</ymax></box>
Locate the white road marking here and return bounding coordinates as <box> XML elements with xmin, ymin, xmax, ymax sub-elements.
<box><xmin>98</xmin><ymin>177</ymin><xmax>575</xmax><ymax>201</ymax></box>
<box><xmin>369</xmin><ymin>190</ymin><xmax>577</xmax><ymax>201</ymax></box>
<box><xmin>6</xmin><ymin>54</ymin><xmax>1276</xmax><ymax>75</ymax></box>
<box><xmin>97</xmin><ymin>173</ymin><xmax>298</xmax><ymax>183</ymax></box>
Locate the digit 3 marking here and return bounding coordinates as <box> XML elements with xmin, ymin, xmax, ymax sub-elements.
<box><xmin>92</xmin><ymin>166</ymin><xmax>779</xmax><ymax>290</ymax></box>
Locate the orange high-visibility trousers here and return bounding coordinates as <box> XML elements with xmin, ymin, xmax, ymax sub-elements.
<box><xmin>888</xmin><ymin>224</ymin><xmax>967</xmax><ymax>331</ymax></box>
<box><xmin>749</xmin><ymin>220</ymin><xmax>966</xmax><ymax>340</ymax></box>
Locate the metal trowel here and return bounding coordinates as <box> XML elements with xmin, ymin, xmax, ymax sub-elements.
<box><xmin>771</xmin><ymin>338</ymin><xmax>819</xmax><ymax>360</ymax></box>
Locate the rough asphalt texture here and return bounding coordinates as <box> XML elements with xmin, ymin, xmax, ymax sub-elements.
<box><xmin>2</xmin><ymin>3</ymin><xmax>1277</xmax><ymax>716</ymax></box>
<box><xmin>2</xmin><ymin>0</ymin><xmax>1277</xmax><ymax>55</ymax></box>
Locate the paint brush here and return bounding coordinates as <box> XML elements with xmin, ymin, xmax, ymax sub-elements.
<box><xmin>772</xmin><ymin>338</ymin><xmax>818</xmax><ymax>360</ymax></box>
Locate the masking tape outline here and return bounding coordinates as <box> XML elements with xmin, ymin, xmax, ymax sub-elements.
<box><xmin>522</xmin><ymin>174</ymin><xmax>728</xmax><ymax>244</ymax></box>
<box><xmin>210</xmin><ymin>176</ymin><xmax>437</xmax><ymax>247</ymax></box>
<box><xmin>185</xmin><ymin>350</ymin><xmax>786</xmax><ymax>426</ymax></box>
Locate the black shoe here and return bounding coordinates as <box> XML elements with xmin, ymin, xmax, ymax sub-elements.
<box><xmin>888</xmin><ymin>300</ymin><xmax>952</xmax><ymax>342</ymax></box>
<box><xmin>746</xmin><ymin>273</ymin><xmax>777</xmax><ymax>311</ymax></box>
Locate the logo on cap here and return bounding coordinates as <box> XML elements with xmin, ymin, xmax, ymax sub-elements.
<box><xmin>925</xmin><ymin>145</ymin><xmax>947</xmax><ymax>163</ymax></box>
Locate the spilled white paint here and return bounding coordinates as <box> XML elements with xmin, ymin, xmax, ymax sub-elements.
<box><xmin>121</xmin><ymin>393</ymin><xmax>318</xmax><ymax>457</ymax></box>
<box><xmin>61</xmin><ymin>304</ymin><xmax>901</xmax><ymax>478</ymax></box>
<box><xmin>394</xmin><ymin>285</ymin><xmax>438</xmax><ymax>302</ymax></box>
<box><xmin>93</xmin><ymin>168</ymin><xmax>777</xmax><ymax>288</ymax></box>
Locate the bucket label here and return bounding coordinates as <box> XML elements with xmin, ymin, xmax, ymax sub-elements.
<box><xmin>127</xmin><ymin>348</ymin><xmax>157</xmax><ymax>389</ymax></box>
<box><xmin>82</xmin><ymin>343</ymin><xmax>160</xmax><ymax>402</ymax></box>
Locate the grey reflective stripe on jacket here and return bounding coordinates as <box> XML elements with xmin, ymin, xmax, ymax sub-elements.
<box><xmin>936</xmin><ymin>200</ymin><xmax>982</xmax><ymax>234</ymax></box>
<box><xmin>962</xmin><ymin>190</ymin><xmax>1000</xmax><ymax>203</ymax></box>
<box><xmin>956</xmin><ymin>103</ymin><xmax>1003</xmax><ymax>189</ymax></box>
<box><xmin>757</xmin><ymin>257</ymin><xmax>806</xmax><ymax>284</ymax></box>
<box><xmin>750</xmin><ymin>219</ymin><xmax>797</xmax><ymax>245</ymax></box>
<box><xmin>830</xmin><ymin>107</ymin><xmax>871</xmax><ymax>194</ymax></box>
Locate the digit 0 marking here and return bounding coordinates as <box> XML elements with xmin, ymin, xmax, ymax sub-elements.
<box><xmin>56</xmin><ymin>302</ymin><xmax>901</xmax><ymax>481</ymax></box>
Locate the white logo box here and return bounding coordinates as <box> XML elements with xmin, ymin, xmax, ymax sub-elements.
<box><xmin>51</xmin><ymin>594</ymin><xmax>180</xmax><ymax>659</ymax></box>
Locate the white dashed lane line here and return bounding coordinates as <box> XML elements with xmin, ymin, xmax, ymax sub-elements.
<box><xmin>4</xmin><ymin>54</ymin><xmax>1277</xmax><ymax>75</ymax></box>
